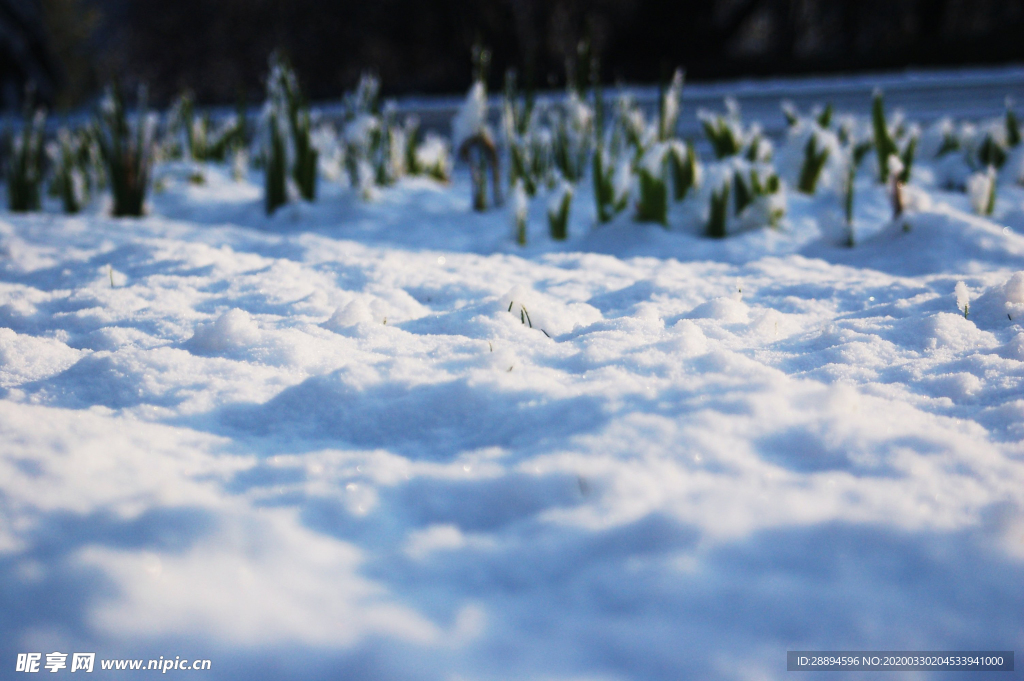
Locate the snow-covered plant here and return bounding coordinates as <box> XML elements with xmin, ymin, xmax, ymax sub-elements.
<box><xmin>967</xmin><ymin>166</ymin><xmax>997</xmax><ymax>216</ymax></box>
<box><xmin>204</xmin><ymin>113</ymin><xmax>246</xmax><ymax>163</ymax></box>
<box><xmin>783</xmin><ymin>101</ymin><xmax>832</xmax><ymax>130</ymax></box>
<box><xmin>938</xmin><ymin>128</ymin><xmax>960</xmax><ymax>157</ymax></box>
<box><xmin>351</xmin><ymin>102</ymin><xmax>401</xmax><ymax>188</ymax></box>
<box><xmin>955</xmin><ymin>281</ymin><xmax>970</xmax><ymax>318</ymax></box>
<box><xmin>338</xmin><ymin>72</ymin><xmax>380</xmax><ymax>193</ymax></box>
<box><xmin>707</xmin><ymin>176</ymin><xmax>731</xmax><ymax>238</ymax></box>
<box><xmin>280</xmin><ymin>56</ymin><xmax>317</xmax><ymax>199</ymax></box>
<box><xmin>658</xmin><ymin>68</ymin><xmax>684</xmax><ymax>141</ymax></box>
<box><xmin>310</xmin><ymin>121</ymin><xmax>343</xmax><ymax>182</ymax></box>
<box><xmin>7</xmin><ymin>104</ymin><xmax>46</xmax><ymax>212</ymax></box>
<box><xmin>71</xmin><ymin>122</ymin><xmax>106</xmax><ymax>193</ymax></box>
<box><xmin>400</xmin><ymin>115</ymin><xmax>421</xmax><ymax>179</ymax></box>
<box><xmin>1006</xmin><ymin>98</ymin><xmax>1020</xmax><ymax>148</ymax></box>
<box><xmin>413</xmin><ymin>133</ymin><xmax>451</xmax><ymax>182</ymax></box>
<box><xmin>343</xmin><ymin>108</ymin><xmax>380</xmax><ymax>193</ymax></box>
<box><xmin>371</xmin><ymin>103</ymin><xmax>407</xmax><ymax>186</ymax></box>
<box><xmin>733</xmin><ymin>166</ymin><xmax>754</xmax><ymax>215</ymax></box>
<box><xmin>871</xmin><ymin>91</ymin><xmax>918</xmax><ymax>187</ymax></box>
<box><xmin>898</xmin><ymin>133</ymin><xmax>918</xmax><ymax>184</ymax></box>
<box><xmin>502</xmin><ymin>69</ymin><xmax>532</xmax><ymax>140</ymax></box>
<box><xmin>350</xmin><ymin>72</ymin><xmax>381</xmax><ymax>117</ymax></box>
<box><xmin>547</xmin><ymin>180</ymin><xmax>573</xmax><ymax>240</ymax></box>
<box><xmin>668</xmin><ymin>140</ymin><xmax>699</xmax><ymax>201</ymax></box>
<box><xmin>164</xmin><ymin>92</ymin><xmax>192</xmax><ymax>160</ymax></box>
<box><xmin>700</xmin><ymin>101</ymin><xmax>744</xmax><ymax>159</ymax></box>
<box><xmin>511</xmin><ymin>179</ymin><xmax>528</xmax><ymax>245</ymax></box>
<box><xmin>635</xmin><ymin>142</ymin><xmax>669</xmax><ymax>225</ymax></box>
<box><xmin>797</xmin><ymin>132</ymin><xmax>830</xmax><ymax>194</ymax></box>
<box><xmin>734</xmin><ymin>165</ymin><xmax>779</xmax><ymax>213</ymax></box>
<box><xmin>502</xmin><ymin>70</ymin><xmax>543</xmax><ymax>196</ymax></box>
<box><xmin>816</xmin><ymin>103</ymin><xmax>834</xmax><ymax>129</ymax></box>
<box><xmin>49</xmin><ymin>128</ymin><xmax>88</xmax><ymax>214</ymax></box>
<box><xmin>264</xmin><ymin>108</ymin><xmax>287</xmax><ymax>214</ymax></box>
<box><xmin>163</xmin><ymin>91</ymin><xmax>242</xmax><ymax>164</ymax></box>
<box><xmin>977</xmin><ymin>132</ymin><xmax>1007</xmax><ymax>169</ymax></box>
<box><xmin>453</xmin><ymin>79</ymin><xmax>501</xmax><ymax>210</ymax></box>
<box><xmin>97</xmin><ymin>83</ymin><xmax>155</xmax><ymax>217</ymax></box>
<box><xmin>592</xmin><ymin>145</ymin><xmax>629</xmax><ymax>223</ymax></box>
<box><xmin>872</xmin><ymin>90</ymin><xmax>898</xmax><ymax>183</ymax></box>
<box><xmin>782</xmin><ymin>101</ymin><xmax>799</xmax><ymax>128</ymax></box>
<box><xmin>264</xmin><ymin>52</ymin><xmax>317</xmax><ymax>207</ymax></box>
<box><xmin>745</xmin><ymin>129</ymin><xmax>773</xmax><ymax>163</ymax></box>
<box><xmin>547</xmin><ymin>92</ymin><xmax>593</xmax><ymax>183</ymax></box>
<box><xmin>733</xmin><ymin>163</ymin><xmax>783</xmax><ymax>229</ymax></box>
<box><xmin>843</xmin><ymin>141</ymin><xmax>872</xmax><ymax>246</ymax></box>
<box><xmin>615</xmin><ymin>94</ymin><xmax>652</xmax><ymax>160</ymax></box>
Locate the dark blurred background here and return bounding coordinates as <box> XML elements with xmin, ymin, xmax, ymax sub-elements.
<box><xmin>4</xmin><ymin>0</ymin><xmax>1024</xmax><ymax>109</ymax></box>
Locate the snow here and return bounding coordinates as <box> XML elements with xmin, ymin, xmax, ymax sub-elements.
<box><xmin>3</xmin><ymin>92</ymin><xmax>1024</xmax><ymax>681</ymax></box>
<box><xmin>451</xmin><ymin>82</ymin><xmax>488</xmax><ymax>151</ymax></box>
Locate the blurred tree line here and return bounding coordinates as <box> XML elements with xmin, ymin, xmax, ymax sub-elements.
<box><xmin>3</xmin><ymin>0</ymin><xmax>1024</xmax><ymax>108</ymax></box>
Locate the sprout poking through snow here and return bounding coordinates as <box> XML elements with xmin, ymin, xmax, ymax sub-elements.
<box><xmin>967</xmin><ymin>166</ymin><xmax>997</xmax><ymax>216</ymax></box>
<box><xmin>96</xmin><ymin>83</ymin><xmax>155</xmax><ymax>217</ymax></box>
<box><xmin>547</xmin><ymin>180</ymin><xmax>573</xmax><ymax>241</ymax></box>
<box><xmin>872</xmin><ymin>89</ymin><xmax>898</xmax><ymax>184</ymax></box>
<box><xmin>797</xmin><ymin>132</ymin><xmax>830</xmax><ymax>194</ymax></box>
<box><xmin>955</xmin><ymin>281</ymin><xmax>970</xmax><ymax>318</ymax></box>
<box><xmin>659</xmin><ymin>68</ymin><xmax>684</xmax><ymax>141</ymax></box>
<box><xmin>668</xmin><ymin>140</ymin><xmax>699</xmax><ymax>201</ymax></box>
<box><xmin>453</xmin><ymin>80</ymin><xmax>502</xmax><ymax>211</ymax></box>
<box><xmin>707</xmin><ymin>176</ymin><xmax>731</xmax><ymax>239</ymax></box>
<box><xmin>635</xmin><ymin>142</ymin><xmax>669</xmax><ymax>225</ymax></box>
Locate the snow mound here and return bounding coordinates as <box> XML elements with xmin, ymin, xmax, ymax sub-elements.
<box><xmin>187</xmin><ymin>308</ymin><xmax>262</xmax><ymax>355</ymax></box>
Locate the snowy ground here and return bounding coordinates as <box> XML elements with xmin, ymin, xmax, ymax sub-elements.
<box><xmin>3</xmin><ymin>106</ymin><xmax>1024</xmax><ymax>679</ymax></box>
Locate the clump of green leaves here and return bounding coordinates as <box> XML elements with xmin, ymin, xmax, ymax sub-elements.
<box><xmin>96</xmin><ymin>84</ymin><xmax>154</xmax><ymax>217</ymax></box>
<box><xmin>816</xmin><ymin>103</ymin><xmax>834</xmax><ymax>129</ymax></box>
<box><xmin>263</xmin><ymin>52</ymin><xmax>318</xmax><ymax>213</ymax></box>
<box><xmin>264</xmin><ymin>108</ymin><xmax>287</xmax><ymax>214</ymax></box>
<box><xmin>843</xmin><ymin>140</ymin><xmax>872</xmax><ymax>246</ymax></box>
<box><xmin>700</xmin><ymin>106</ymin><xmax>743</xmax><ymax>159</ymax></box>
<box><xmin>797</xmin><ymin>132</ymin><xmax>830</xmax><ymax>194</ymax></box>
<box><xmin>968</xmin><ymin>166</ymin><xmax>997</xmax><ymax>216</ymax></box>
<box><xmin>936</xmin><ymin>128</ymin><xmax>960</xmax><ymax>157</ymax></box>
<box><xmin>412</xmin><ymin>133</ymin><xmax>451</xmax><ymax>183</ymax></box>
<box><xmin>977</xmin><ymin>133</ymin><xmax>1007</xmax><ymax>169</ymax></box>
<box><xmin>734</xmin><ymin>166</ymin><xmax>780</xmax><ymax>213</ymax></box>
<box><xmin>592</xmin><ymin>145</ymin><xmax>629</xmax><ymax>223</ymax></box>
<box><xmin>658</xmin><ymin>68</ymin><xmax>684</xmax><ymax>142</ymax></box>
<box><xmin>1006</xmin><ymin>98</ymin><xmax>1020</xmax><ymax>148</ymax></box>
<box><xmin>707</xmin><ymin>177</ymin><xmax>731</xmax><ymax>238</ymax></box>
<box><xmin>668</xmin><ymin>140</ymin><xmax>698</xmax><ymax>201</ymax></box>
<box><xmin>871</xmin><ymin>90</ymin><xmax>919</xmax><ymax>191</ymax></box>
<box><xmin>49</xmin><ymin>127</ymin><xmax>93</xmax><ymax>214</ymax></box>
<box><xmin>7</xmin><ymin>101</ymin><xmax>46</xmax><ymax>212</ymax></box>
<box><xmin>547</xmin><ymin>180</ymin><xmax>573</xmax><ymax>240</ymax></box>
<box><xmin>733</xmin><ymin>163</ymin><xmax>784</xmax><ymax>229</ymax></box>
<box><xmin>164</xmin><ymin>91</ymin><xmax>243</xmax><ymax>164</ymax></box>
<box><xmin>453</xmin><ymin>45</ymin><xmax>502</xmax><ymax>211</ymax></box>
<box><xmin>872</xmin><ymin>90</ymin><xmax>898</xmax><ymax>183</ymax></box>
<box><xmin>551</xmin><ymin>92</ymin><xmax>593</xmax><ymax>183</ymax></box>
<box><xmin>635</xmin><ymin>143</ymin><xmax>669</xmax><ymax>225</ymax></box>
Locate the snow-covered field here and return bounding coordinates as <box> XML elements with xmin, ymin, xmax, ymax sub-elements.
<box><xmin>3</xmin><ymin>82</ymin><xmax>1024</xmax><ymax>680</ymax></box>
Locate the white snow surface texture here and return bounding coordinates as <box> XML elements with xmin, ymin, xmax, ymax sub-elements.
<box><xmin>2</xmin><ymin>142</ymin><xmax>1024</xmax><ymax>679</ymax></box>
